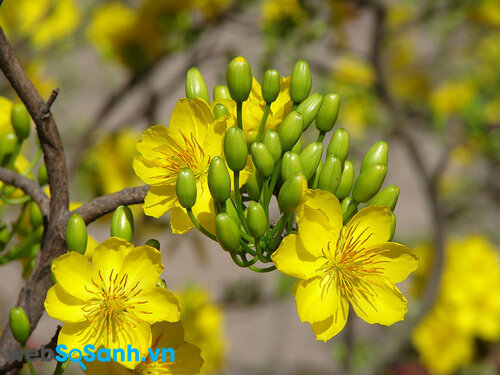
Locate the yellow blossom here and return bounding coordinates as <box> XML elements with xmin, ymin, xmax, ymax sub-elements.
<box><xmin>261</xmin><ymin>0</ymin><xmax>306</xmax><ymax>27</ymax></box>
<box><xmin>0</xmin><ymin>96</ymin><xmax>14</xmax><ymax>138</ymax></box>
<box><xmin>430</xmin><ymin>80</ymin><xmax>475</xmax><ymax>116</ymax></box>
<box><xmin>333</xmin><ymin>56</ymin><xmax>375</xmax><ymax>88</ymax></box>
<box><xmin>84</xmin><ymin>321</ymin><xmax>203</xmax><ymax>374</ymax></box>
<box><xmin>271</xmin><ymin>190</ymin><xmax>418</xmax><ymax>341</ymax></box>
<box><xmin>44</xmin><ymin>238</ymin><xmax>181</xmax><ymax>367</ymax></box>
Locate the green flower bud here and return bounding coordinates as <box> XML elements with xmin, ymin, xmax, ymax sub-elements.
<box><xmin>244</xmin><ymin>170</ymin><xmax>263</xmax><ymax>201</ymax></box>
<box><xmin>110</xmin><ymin>205</ymin><xmax>134</xmax><ymax>242</ymax></box>
<box><xmin>281</xmin><ymin>151</ymin><xmax>303</xmax><ymax>181</ymax></box>
<box><xmin>262</xmin><ymin>69</ymin><xmax>281</xmax><ymax>103</ymax></box>
<box><xmin>213</xmin><ymin>103</ymin><xmax>229</xmax><ymax>119</ymax></box>
<box><xmin>291</xmin><ymin>137</ymin><xmax>303</xmax><ymax>154</ymax></box>
<box><xmin>29</xmin><ymin>202</ymin><xmax>43</xmax><ymax>229</ymax></box>
<box><xmin>316</xmin><ymin>93</ymin><xmax>340</xmax><ymax>132</ymax></box>
<box><xmin>0</xmin><ymin>222</ymin><xmax>9</xmax><ymax>247</ymax></box>
<box><xmin>224</xmin><ymin>198</ymin><xmax>241</xmax><ymax>226</ymax></box>
<box><xmin>176</xmin><ymin>168</ymin><xmax>197</xmax><ymax>208</ymax></box>
<box><xmin>11</xmin><ymin>103</ymin><xmax>31</xmax><ymax>141</ymax></box>
<box><xmin>0</xmin><ymin>132</ymin><xmax>18</xmax><ymax>166</ymax></box>
<box><xmin>145</xmin><ymin>239</ymin><xmax>160</xmax><ymax>250</ymax></box>
<box><xmin>278</xmin><ymin>111</ymin><xmax>304</xmax><ymax>151</ymax></box>
<box><xmin>296</xmin><ymin>93</ymin><xmax>323</xmax><ymax>130</ymax></box>
<box><xmin>368</xmin><ymin>184</ymin><xmax>400</xmax><ymax>211</ymax></box>
<box><xmin>251</xmin><ymin>142</ymin><xmax>275</xmax><ymax>178</ymax></box>
<box><xmin>247</xmin><ymin>201</ymin><xmax>267</xmax><ymax>239</ymax></box>
<box><xmin>213</xmin><ymin>85</ymin><xmax>231</xmax><ymax>101</ymax></box>
<box><xmin>299</xmin><ymin>142</ymin><xmax>323</xmax><ymax>180</ymax></box>
<box><xmin>226</xmin><ymin>56</ymin><xmax>252</xmax><ymax>102</ymax></box>
<box><xmin>361</xmin><ymin>141</ymin><xmax>388</xmax><ymax>171</ymax></box>
<box><xmin>318</xmin><ymin>155</ymin><xmax>342</xmax><ymax>194</ymax></box>
<box><xmin>326</xmin><ymin>128</ymin><xmax>350</xmax><ymax>164</ymax></box>
<box><xmin>290</xmin><ymin>60</ymin><xmax>312</xmax><ymax>103</ymax></box>
<box><xmin>37</xmin><ymin>163</ymin><xmax>48</xmax><ymax>186</ymax></box>
<box><xmin>50</xmin><ymin>258</ymin><xmax>57</xmax><ymax>284</ymax></box>
<box><xmin>157</xmin><ymin>279</ymin><xmax>168</xmax><ymax>289</ymax></box>
<box><xmin>352</xmin><ymin>164</ymin><xmax>387</xmax><ymax>203</ymax></box>
<box><xmin>208</xmin><ymin>157</ymin><xmax>231</xmax><ymax>202</ymax></box>
<box><xmin>215</xmin><ymin>212</ymin><xmax>241</xmax><ymax>252</ymax></box>
<box><xmin>66</xmin><ymin>213</ymin><xmax>87</xmax><ymax>254</ymax></box>
<box><xmin>262</xmin><ymin>130</ymin><xmax>282</xmax><ymax>161</ymax></box>
<box><xmin>185</xmin><ymin>67</ymin><xmax>210</xmax><ymax>103</ymax></box>
<box><xmin>389</xmin><ymin>213</ymin><xmax>396</xmax><ymax>241</ymax></box>
<box><xmin>9</xmin><ymin>307</ymin><xmax>30</xmax><ymax>344</ymax></box>
<box><xmin>278</xmin><ymin>173</ymin><xmax>307</xmax><ymax>214</ymax></box>
<box><xmin>224</xmin><ymin>126</ymin><xmax>248</xmax><ymax>171</ymax></box>
<box><xmin>311</xmin><ymin>161</ymin><xmax>323</xmax><ymax>189</ymax></box>
<box><xmin>335</xmin><ymin>160</ymin><xmax>354</xmax><ymax>199</ymax></box>
<box><xmin>341</xmin><ymin>197</ymin><xmax>359</xmax><ymax>224</ymax></box>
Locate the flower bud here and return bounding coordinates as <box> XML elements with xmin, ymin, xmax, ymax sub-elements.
<box><xmin>0</xmin><ymin>132</ymin><xmax>18</xmax><ymax>166</ymax></box>
<box><xmin>145</xmin><ymin>239</ymin><xmax>160</xmax><ymax>250</ymax></box>
<box><xmin>278</xmin><ymin>111</ymin><xmax>304</xmax><ymax>151</ymax></box>
<box><xmin>389</xmin><ymin>213</ymin><xmax>396</xmax><ymax>241</ymax></box>
<box><xmin>299</xmin><ymin>142</ymin><xmax>323</xmax><ymax>180</ymax></box>
<box><xmin>311</xmin><ymin>161</ymin><xmax>323</xmax><ymax>189</ymax></box>
<box><xmin>226</xmin><ymin>56</ymin><xmax>252</xmax><ymax>102</ymax></box>
<box><xmin>213</xmin><ymin>103</ymin><xmax>229</xmax><ymax>119</ymax></box>
<box><xmin>185</xmin><ymin>67</ymin><xmax>210</xmax><ymax>103</ymax></box>
<box><xmin>66</xmin><ymin>213</ymin><xmax>87</xmax><ymax>254</ymax></box>
<box><xmin>296</xmin><ymin>93</ymin><xmax>323</xmax><ymax>130</ymax></box>
<box><xmin>318</xmin><ymin>155</ymin><xmax>342</xmax><ymax>194</ymax></box>
<box><xmin>361</xmin><ymin>141</ymin><xmax>388</xmax><ymax>171</ymax></box>
<box><xmin>29</xmin><ymin>202</ymin><xmax>43</xmax><ymax>229</ymax></box>
<box><xmin>224</xmin><ymin>198</ymin><xmax>241</xmax><ymax>226</ymax></box>
<box><xmin>278</xmin><ymin>173</ymin><xmax>307</xmax><ymax>213</ymax></box>
<box><xmin>262</xmin><ymin>130</ymin><xmax>282</xmax><ymax>161</ymax></box>
<box><xmin>208</xmin><ymin>157</ymin><xmax>231</xmax><ymax>202</ymax></box>
<box><xmin>110</xmin><ymin>205</ymin><xmax>134</xmax><ymax>243</ymax></box>
<box><xmin>281</xmin><ymin>151</ymin><xmax>302</xmax><ymax>181</ymax></box>
<box><xmin>50</xmin><ymin>258</ymin><xmax>57</xmax><ymax>284</ymax></box>
<box><xmin>251</xmin><ymin>142</ymin><xmax>275</xmax><ymax>178</ymax></box>
<box><xmin>316</xmin><ymin>93</ymin><xmax>340</xmax><ymax>132</ymax></box>
<box><xmin>157</xmin><ymin>279</ymin><xmax>168</xmax><ymax>289</ymax></box>
<box><xmin>9</xmin><ymin>307</ymin><xmax>30</xmax><ymax>344</ymax></box>
<box><xmin>244</xmin><ymin>170</ymin><xmax>262</xmax><ymax>201</ymax></box>
<box><xmin>224</xmin><ymin>126</ymin><xmax>248</xmax><ymax>171</ymax></box>
<box><xmin>262</xmin><ymin>69</ymin><xmax>281</xmax><ymax>103</ymax></box>
<box><xmin>335</xmin><ymin>160</ymin><xmax>354</xmax><ymax>199</ymax></box>
<box><xmin>176</xmin><ymin>168</ymin><xmax>197</xmax><ymax>208</ymax></box>
<box><xmin>215</xmin><ymin>213</ymin><xmax>241</xmax><ymax>252</ymax></box>
<box><xmin>247</xmin><ymin>201</ymin><xmax>267</xmax><ymax>239</ymax></box>
<box><xmin>213</xmin><ymin>85</ymin><xmax>231</xmax><ymax>101</ymax></box>
<box><xmin>352</xmin><ymin>164</ymin><xmax>387</xmax><ymax>203</ymax></box>
<box><xmin>291</xmin><ymin>137</ymin><xmax>302</xmax><ymax>153</ymax></box>
<box><xmin>290</xmin><ymin>60</ymin><xmax>312</xmax><ymax>103</ymax></box>
<box><xmin>368</xmin><ymin>184</ymin><xmax>400</xmax><ymax>211</ymax></box>
<box><xmin>11</xmin><ymin>103</ymin><xmax>31</xmax><ymax>141</ymax></box>
<box><xmin>326</xmin><ymin>128</ymin><xmax>349</xmax><ymax>164</ymax></box>
<box><xmin>37</xmin><ymin>163</ymin><xmax>48</xmax><ymax>186</ymax></box>
<box><xmin>341</xmin><ymin>197</ymin><xmax>359</xmax><ymax>224</ymax></box>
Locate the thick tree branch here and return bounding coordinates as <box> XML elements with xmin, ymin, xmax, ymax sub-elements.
<box><xmin>0</xmin><ymin>167</ymin><xmax>49</xmax><ymax>215</ymax></box>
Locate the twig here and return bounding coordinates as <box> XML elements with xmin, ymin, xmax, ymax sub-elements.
<box><xmin>42</xmin><ymin>87</ymin><xmax>60</xmax><ymax>117</ymax></box>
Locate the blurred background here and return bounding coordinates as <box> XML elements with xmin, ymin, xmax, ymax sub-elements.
<box><xmin>0</xmin><ymin>0</ymin><xmax>500</xmax><ymax>374</ymax></box>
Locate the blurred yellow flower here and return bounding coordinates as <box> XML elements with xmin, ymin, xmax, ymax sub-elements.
<box><xmin>261</xmin><ymin>0</ymin><xmax>306</xmax><ymax>27</ymax></box>
<box><xmin>430</xmin><ymin>80</ymin><xmax>476</xmax><ymax>116</ymax></box>
<box><xmin>0</xmin><ymin>96</ymin><xmax>14</xmax><ymax>138</ymax></box>
<box><xmin>386</xmin><ymin>3</ymin><xmax>412</xmax><ymax>29</ymax></box>
<box><xmin>333</xmin><ymin>56</ymin><xmax>375</xmax><ymax>88</ymax></box>
<box><xmin>467</xmin><ymin>0</ymin><xmax>500</xmax><ymax>28</ymax></box>
<box><xmin>192</xmin><ymin>0</ymin><xmax>231</xmax><ymax>20</ymax></box>
<box><xmin>177</xmin><ymin>286</ymin><xmax>225</xmax><ymax>374</ymax></box>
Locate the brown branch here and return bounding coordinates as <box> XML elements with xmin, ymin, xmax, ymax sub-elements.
<box><xmin>73</xmin><ymin>185</ymin><xmax>149</xmax><ymax>224</ymax></box>
<box><xmin>0</xmin><ymin>167</ymin><xmax>49</xmax><ymax>215</ymax></box>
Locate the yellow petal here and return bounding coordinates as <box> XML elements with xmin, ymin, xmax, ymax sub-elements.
<box><xmin>143</xmin><ymin>185</ymin><xmax>177</xmax><ymax>218</ymax></box>
<box><xmin>133</xmin><ymin>156</ymin><xmax>169</xmax><ymax>186</ymax></box>
<box><xmin>370</xmin><ymin>242</ymin><xmax>419</xmax><ymax>283</ymax></box>
<box><xmin>191</xmin><ymin>184</ymin><xmax>216</xmax><ymax>235</ymax></box>
<box><xmin>91</xmin><ymin>238</ymin><xmax>133</xmax><ymax>280</ymax></box>
<box><xmin>351</xmin><ymin>276</ymin><xmax>408</xmax><ymax>325</ymax></box>
<box><xmin>296</xmin><ymin>190</ymin><xmax>343</xmax><ymax>257</ymax></box>
<box><xmin>130</xmin><ymin>288</ymin><xmax>181</xmax><ymax>324</ymax></box>
<box><xmin>52</xmin><ymin>252</ymin><xmax>95</xmax><ymax>300</ymax></box>
<box><xmin>170</xmin><ymin>205</ymin><xmax>195</xmax><ymax>234</ymax></box>
<box><xmin>169</xmin><ymin>98</ymin><xmax>213</xmax><ymax>142</ymax></box>
<box><xmin>168</xmin><ymin>342</ymin><xmax>204</xmax><ymax>374</ymax></box>
<box><xmin>346</xmin><ymin>206</ymin><xmax>392</xmax><ymax>248</ymax></box>
<box><xmin>136</xmin><ymin>125</ymin><xmax>170</xmax><ymax>159</ymax></box>
<box><xmin>271</xmin><ymin>234</ymin><xmax>325</xmax><ymax>279</ymax></box>
<box><xmin>119</xmin><ymin>245</ymin><xmax>164</xmax><ymax>289</ymax></box>
<box><xmin>295</xmin><ymin>275</ymin><xmax>342</xmax><ymax>323</ymax></box>
<box><xmin>44</xmin><ymin>284</ymin><xmax>86</xmax><ymax>323</ymax></box>
<box><xmin>310</xmin><ymin>296</ymin><xmax>349</xmax><ymax>341</ymax></box>
<box><xmin>58</xmin><ymin>321</ymin><xmax>97</xmax><ymax>354</ymax></box>
<box><xmin>151</xmin><ymin>321</ymin><xmax>184</xmax><ymax>349</ymax></box>
<box><xmin>83</xmin><ymin>361</ymin><xmax>131</xmax><ymax>375</ymax></box>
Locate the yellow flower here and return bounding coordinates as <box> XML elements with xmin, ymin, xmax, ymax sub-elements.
<box><xmin>213</xmin><ymin>76</ymin><xmax>292</xmax><ymax>144</ymax></box>
<box><xmin>333</xmin><ymin>56</ymin><xmax>375</xmax><ymax>88</ymax></box>
<box><xmin>44</xmin><ymin>238</ymin><xmax>180</xmax><ymax>367</ymax></box>
<box><xmin>133</xmin><ymin>98</ymin><xmax>233</xmax><ymax>234</ymax></box>
<box><xmin>271</xmin><ymin>190</ymin><xmax>418</xmax><ymax>341</ymax></box>
<box><xmin>430</xmin><ymin>80</ymin><xmax>475</xmax><ymax>116</ymax></box>
<box><xmin>177</xmin><ymin>286</ymin><xmax>225</xmax><ymax>374</ymax></box>
<box><xmin>84</xmin><ymin>321</ymin><xmax>203</xmax><ymax>374</ymax></box>
<box><xmin>261</xmin><ymin>0</ymin><xmax>306</xmax><ymax>27</ymax></box>
<box><xmin>0</xmin><ymin>96</ymin><xmax>14</xmax><ymax>138</ymax></box>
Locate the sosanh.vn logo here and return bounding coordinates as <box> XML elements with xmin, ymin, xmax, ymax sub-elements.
<box><xmin>7</xmin><ymin>344</ymin><xmax>175</xmax><ymax>370</ymax></box>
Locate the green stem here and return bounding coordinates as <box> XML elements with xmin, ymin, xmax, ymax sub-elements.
<box><xmin>53</xmin><ymin>359</ymin><xmax>70</xmax><ymax>375</ymax></box>
<box><xmin>254</xmin><ymin>238</ymin><xmax>268</xmax><ymax>263</ymax></box>
<box><xmin>292</xmin><ymin>103</ymin><xmax>298</xmax><ymax>111</ymax></box>
<box><xmin>237</xmin><ymin>101</ymin><xmax>243</xmax><ymax>129</ymax></box>
<box><xmin>22</xmin><ymin>147</ymin><xmax>42</xmax><ymax>176</ymax></box>
<box><xmin>23</xmin><ymin>346</ymin><xmax>36</xmax><ymax>375</ymax></box>
<box><xmin>2</xmin><ymin>196</ymin><xmax>31</xmax><ymax>205</ymax></box>
<box><xmin>265</xmin><ymin>160</ymin><xmax>281</xmax><ymax>205</ymax></box>
<box><xmin>233</xmin><ymin>172</ymin><xmax>249</xmax><ymax>232</ymax></box>
<box><xmin>239</xmin><ymin>240</ymin><xmax>257</xmax><ymax>256</ymax></box>
<box><xmin>186</xmin><ymin>208</ymin><xmax>217</xmax><ymax>241</ymax></box>
<box><xmin>249</xmin><ymin>264</ymin><xmax>276</xmax><ymax>273</ymax></box>
<box><xmin>317</xmin><ymin>131</ymin><xmax>326</xmax><ymax>143</ymax></box>
<box><xmin>255</xmin><ymin>104</ymin><xmax>271</xmax><ymax>143</ymax></box>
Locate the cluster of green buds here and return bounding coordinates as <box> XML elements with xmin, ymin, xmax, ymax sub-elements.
<box><xmin>179</xmin><ymin>57</ymin><xmax>400</xmax><ymax>272</ymax></box>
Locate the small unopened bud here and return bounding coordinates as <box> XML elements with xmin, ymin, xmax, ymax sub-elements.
<box><xmin>185</xmin><ymin>67</ymin><xmax>210</xmax><ymax>103</ymax></box>
<box><xmin>215</xmin><ymin>213</ymin><xmax>241</xmax><ymax>252</ymax></box>
<box><xmin>290</xmin><ymin>60</ymin><xmax>312</xmax><ymax>103</ymax></box>
<box><xmin>176</xmin><ymin>168</ymin><xmax>198</xmax><ymax>209</ymax></box>
<box><xmin>66</xmin><ymin>213</ymin><xmax>87</xmax><ymax>254</ymax></box>
<box><xmin>226</xmin><ymin>56</ymin><xmax>252</xmax><ymax>102</ymax></box>
<box><xmin>110</xmin><ymin>206</ymin><xmax>134</xmax><ymax>243</ymax></box>
<box><xmin>316</xmin><ymin>93</ymin><xmax>340</xmax><ymax>133</ymax></box>
<box><xmin>261</xmin><ymin>69</ymin><xmax>281</xmax><ymax>104</ymax></box>
<box><xmin>352</xmin><ymin>164</ymin><xmax>387</xmax><ymax>203</ymax></box>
